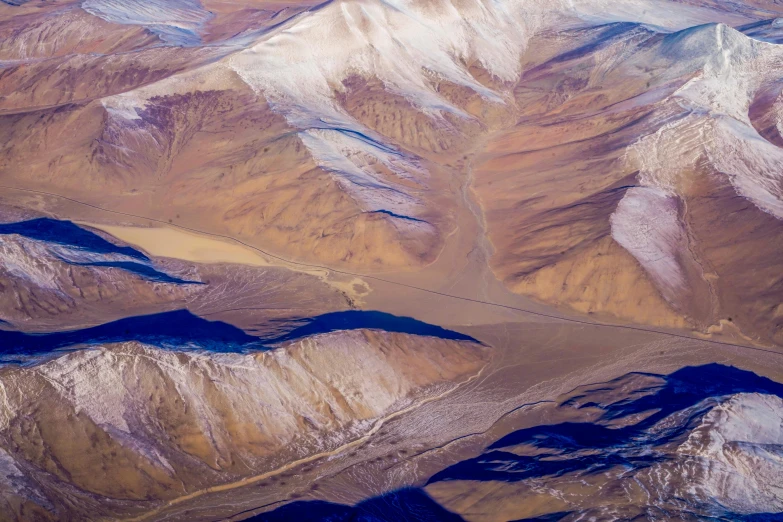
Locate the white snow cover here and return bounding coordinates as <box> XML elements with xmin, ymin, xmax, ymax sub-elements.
<box><xmin>224</xmin><ymin>0</ymin><xmax>755</xmax><ymax>215</ymax></box>
<box><xmin>227</xmin><ymin>0</ymin><xmax>745</xmax><ymax>116</ymax></box>
<box><xmin>93</xmin><ymin>0</ymin><xmax>759</xmax><ymax>216</ymax></box>
<box><xmin>678</xmin><ymin>393</ymin><xmax>783</xmax><ymax>514</ymax></box>
<box><xmin>632</xmin><ymin>24</ymin><xmax>783</xmax><ymax>214</ymax></box>
<box><xmin>0</xmin><ymin>237</ymin><xmax>62</xmax><ymax>291</ymax></box>
<box><xmin>569</xmin><ymin>0</ymin><xmax>747</xmax><ymax>32</ymax></box>
<box><xmin>297</xmin><ymin>129</ymin><xmax>426</xmax><ymax>216</ymax></box>
<box><xmin>35</xmin><ymin>336</ymin><xmax>418</xmax><ymax>441</ymax></box>
<box><xmin>770</xmin><ymin>91</ymin><xmax>783</xmax><ymax>142</ymax></box>
<box><xmin>100</xmin><ymin>61</ymin><xmax>237</xmax><ymax>121</ymax></box>
<box><xmin>609</xmin><ymin>187</ymin><xmax>688</xmax><ymax>304</ymax></box>
<box><xmin>613</xmin><ymin>24</ymin><xmax>783</xmax><ymax>300</ymax></box>
<box><xmin>228</xmin><ymin>0</ymin><xmax>558</xmax><ymax>214</ymax></box>
<box><xmin>656</xmin><ymin>23</ymin><xmax>776</xmax><ymax>122</ymax></box>
<box><xmin>81</xmin><ymin>0</ymin><xmax>211</xmax><ymax>45</ymax></box>
<box><xmin>0</xmin><ymin>331</ymin><xmax>481</xmax><ymax>467</ymax></box>
<box><xmin>229</xmin><ymin>0</ymin><xmax>542</xmax><ymax>116</ymax></box>
<box><xmin>84</xmin><ymin>0</ymin><xmax>783</xmax><ymax>235</ymax></box>
<box><xmin>708</xmin><ymin>116</ymin><xmax>783</xmax><ymax>219</ymax></box>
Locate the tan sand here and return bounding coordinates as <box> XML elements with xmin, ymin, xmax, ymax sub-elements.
<box><xmin>87</xmin><ymin>223</ymin><xmax>273</xmax><ymax>267</ymax></box>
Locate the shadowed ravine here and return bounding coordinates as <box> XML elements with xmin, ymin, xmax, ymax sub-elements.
<box><xmin>246</xmin><ymin>488</ymin><xmax>465</xmax><ymax>522</ymax></box>
<box><xmin>0</xmin><ymin>310</ymin><xmax>261</xmax><ymax>355</ymax></box>
<box><xmin>263</xmin><ymin>311</ymin><xmax>478</xmax><ymax>344</ymax></box>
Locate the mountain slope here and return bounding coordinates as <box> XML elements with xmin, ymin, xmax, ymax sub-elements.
<box><xmin>0</xmin><ymin>331</ymin><xmax>488</xmax><ymax>520</ymax></box>
<box><xmin>1</xmin><ymin>1</ymin><xmax>783</xmax><ymax>520</ymax></box>
<box><xmin>2</xmin><ymin>0</ymin><xmax>783</xmax><ymax>342</ymax></box>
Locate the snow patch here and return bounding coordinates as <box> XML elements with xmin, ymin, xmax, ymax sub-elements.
<box><xmin>228</xmin><ymin>0</ymin><xmax>560</xmax><ymax>213</ymax></box>
<box><xmin>569</xmin><ymin>0</ymin><xmax>748</xmax><ymax>32</ymax></box>
<box><xmin>610</xmin><ymin>187</ymin><xmax>687</xmax><ymax>304</ymax></box>
<box><xmin>678</xmin><ymin>393</ymin><xmax>783</xmax><ymax>514</ymax></box>
<box><xmin>0</xmin><ymin>237</ymin><xmax>62</xmax><ymax>291</ymax></box>
<box><xmin>100</xmin><ymin>62</ymin><xmax>237</xmax><ymax>121</ymax></box>
<box><xmin>708</xmin><ymin>116</ymin><xmax>783</xmax><ymax>219</ymax></box>
<box><xmin>612</xmin><ymin>24</ymin><xmax>783</xmax><ymax>301</ymax></box>
<box><xmin>81</xmin><ymin>0</ymin><xmax>211</xmax><ymax>45</ymax></box>
<box><xmin>298</xmin><ymin>128</ymin><xmax>424</xmax><ymax>214</ymax></box>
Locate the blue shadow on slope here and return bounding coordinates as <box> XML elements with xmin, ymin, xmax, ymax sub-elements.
<box><xmin>548</xmin><ymin>22</ymin><xmax>645</xmax><ymax>65</ymax></box>
<box><xmin>263</xmin><ymin>311</ymin><xmax>477</xmax><ymax>344</ymax></box>
<box><xmin>247</xmin><ymin>488</ymin><xmax>465</xmax><ymax>522</ymax></box>
<box><xmin>419</xmin><ymin>364</ymin><xmax>783</xmax><ymax>521</ymax></box>
<box><xmin>0</xmin><ymin>218</ymin><xmax>148</xmax><ymax>260</ymax></box>
<box><xmin>0</xmin><ymin>310</ymin><xmax>477</xmax><ymax>357</ymax></box>
<box><xmin>428</xmin><ymin>364</ymin><xmax>783</xmax><ymax>485</ymax></box>
<box><xmin>0</xmin><ymin>310</ymin><xmax>261</xmax><ymax>354</ymax></box>
<box><xmin>738</xmin><ymin>19</ymin><xmax>783</xmax><ymax>45</ymax></box>
<box><xmin>254</xmin><ymin>365</ymin><xmax>783</xmax><ymax>522</ymax></box>
<box><xmin>1</xmin><ymin>218</ymin><xmax>200</xmax><ymax>284</ymax></box>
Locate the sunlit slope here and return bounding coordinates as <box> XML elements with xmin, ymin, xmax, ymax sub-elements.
<box><xmin>2</xmin><ymin>0</ymin><xmax>783</xmax><ymax>338</ymax></box>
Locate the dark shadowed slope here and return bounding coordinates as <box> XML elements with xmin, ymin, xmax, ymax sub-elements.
<box><xmin>425</xmin><ymin>365</ymin><xmax>783</xmax><ymax>521</ymax></box>
<box><xmin>0</xmin><ymin>309</ymin><xmax>261</xmax><ymax>355</ymax></box>
<box><xmin>264</xmin><ymin>311</ymin><xmax>478</xmax><ymax>344</ymax></box>
<box><xmin>0</xmin><ymin>218</ymin><xmax>148</xmax><ymax>260</ymax></box>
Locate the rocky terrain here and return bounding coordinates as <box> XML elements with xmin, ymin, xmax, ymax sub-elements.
<box><xmin>255</xmin><ymin>364</ymin><xmax>783</xmax><ymax>521</ymax></box>
<box><xmin>1</xmin><ymin>0</ymin><xmax>783</xmax><ymax>520</ymax></box>
<box><xmin>423</xmin><ymin>364</ymin><xmax>783</xmax><ymax>521</ymax></box>
<box><xmin>3</xmin><ymin>0</ymin><xmax>783</xmax><ymax>342</ymax></box>
<box><xmin>0</xmin><ymin>331</ymin><xmax>487</xmax><ymax>520</ymax></box>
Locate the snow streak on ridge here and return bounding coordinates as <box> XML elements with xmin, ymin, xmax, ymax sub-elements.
<box><xmin>81</xmin><ymin>0</ymin><xmax>212</xmax><ymax>45</ymax></box>
<box><xmin>228</xmin><ymin>0</ymin><xmax>565</xmax><ymax>216</ymax></box>
<box><xmin>612</xmin><ymin>24</ymin><xmax>783</xmax><ymax>305</ymax></box>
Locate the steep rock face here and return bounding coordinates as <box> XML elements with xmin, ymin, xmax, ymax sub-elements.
<box><xmin>0</xmin><ymin>331</ymin><xmax>488</xmax><ymax>520</ymax></box>
<box><xmin>678</xmin><ymin>393</ymin><xmax>783</xmax><ymax>514</ymax></box>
